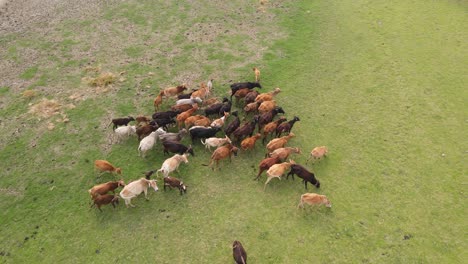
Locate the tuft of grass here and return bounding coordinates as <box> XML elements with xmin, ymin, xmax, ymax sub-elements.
<box><xmin>86</xmin><ymin>72</ymin><xmax>116</xmax><ymax>87</ymax></box>
<box><xmin>20</xmin><ymin>66</ymin><xmax>39</xmax><ymax>80</ymax></box>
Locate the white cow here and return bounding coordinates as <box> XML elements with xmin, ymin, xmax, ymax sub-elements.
<box><xmin>119</xmin><ymin>178</ymin><xmax>158</xmax><ymax>208</ymax></box>
<box><xmin>200</xmin><ymin>135</ymin><xmax>231</xmax><ymax>152</ymax></box>
<box><xmin>114</xmin><ymin>125</ymin><xmax>136</xmax><ymax>143</ymax></box>
<box><xmin>138</xmin><ymin>128</ymin><xmax>166</xmax><ymax>157</ymax></box>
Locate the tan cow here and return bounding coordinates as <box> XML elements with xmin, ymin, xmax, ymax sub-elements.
<box><xmin>156</xmin><ymin>154</ymin><xmax>189</xmax><ymax>177</ymax></box>
<box><xmin>264</xmin><ymin>160</ymin><xmax>295</xmax><ymax>190</ymax></box>
<box><xmin>298</xmin><ymin>193</ymin><xmax>331</xmax><ymax>209</ymax></box>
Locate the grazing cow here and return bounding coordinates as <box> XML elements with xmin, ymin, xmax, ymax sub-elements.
<box><xmin>268</xmin><ymin>147</ymin><xmax>301</xmax><ymax>161</ymax></box>
<box><xmin>255</xmin><ymin>156</ymin><xmax>281</xmax><ymax>180</ymax></box>
<box><xmin>210</xmin><ymin>112</ymin><xmax>229</xmax><ymax>128</ymax></box>
<box><xmin>189</xmin><ymin>126</ymin><xmax>221</xmax><ymax>143</ymax></box>
<box><xmin>202</xmin><ymin>97</ymin><xmax>221</xmax><ymax>107</ymax></box>
<box><xmin>218</xmin><ymin>99</ymin><xmax>232</xmax><ymax>116</ymax></box>
<box><xmin>159</xmin><ymin>84</ymin><xmax>187</xmax><ymax>98</ymax></box>
<box><xmin>224</xmin><ymin>111</ymin><xmax>240</xmax><ymax>137</ymax></box>
<box><xmin>234</xmin><ymin>88</ymin><xmax>251</xmax><ymax>104</ymax></box>
<box><xmin>111</xmin><ymin>116</ymin><xmax>135</xmax><ymax>130</ymax></box>
<box><xmin>307</xmin><ymin>146</ymin><xmax>329</xmax><ymax>163</ymax></box>
<box><xmin>233</xmin><ymin>240</ymin><xmax>247</xmax><ymax>264</ymax></box>
<box><xmin>241</xmin><ymin>133</ymin><xmax>262</xmax><ymax>151</ymax></box>
<box><xmin>162</xmin><ymin>141</ymin><xmax>194</xmax><ymax>156</ymax></box>
<box><xmin>176</xmin><ymin>105</ymin><xmax>199</xmax><ymax>129</ymax></box>
<box><xmin>113</xmin><ymin>125</ymin><xmax>136</xmax><ymax>143</ymax></box>
<box><xmin>253</xmin><ymin>66</ymin><xmax>260</xmax><ymax>82</ymax></box>
<box><xmin>264</xmin><ymin>160</ymin><xmax>295</xmax><ymax>190</ymax></box>
<box><xmin>156</xmin><ymin>154</ymin><xmax>189</xmax><ymax>177</ymax></box>
<box><xmin>286</xmin><ymin>164</ymin><xmax>321</xmax><ymax>189</ymax></box>
<box><xmin>88</xmin><ymin>180</ymin><xmax>125</xmax><ymax>199</ymax></box>
<box><xmin>119</xmin><ymin>178</ymin><xmax>159</xmax><ymax>207</ymax></box>
<box><xmin>262</xmin><ymin>117</ymin><xmax>287</xmax><ymax>144</ymax></box>
<box><xmin>135</xmin><ymin>115</ymin><xmax>151</xmax><ymax>125</ymax></box>
<box><xmin>138</xmin><ymin>129</ymin><xmax>165</xmax><ymax>157</ymax></box>
<box><xmin>163</xmin><ymin>176</ymin><xmax>187</xmax><ymax>195</ymax></box>
<box><xmin>201</xmin><ymin>135</ymin><xmax>231</xmax><ymax>152</ymax></box>
<box><xmin>94</xmin><ymin>160</ymin><xmax>121</xmax><ymax>175</ymax></box>
<box><xmin>276</xmin><ymin>116</ymin><xmax>300</xmax><ymax>137</ymax></box>
<box><xmin>298</xmin><ymin>193</ymin><xmax>331</xmax><ymax>209</ymax></box>
<box><xmin>266</xmin><ymin>133</ymin><xmax>295</xmax><ymax>154</ymax></box>
<box><xmin>232</xmin><ymin>116</ymin><xmax>259</xmax><ymax>142</ymax></box>
<box><xmin>257</xmin><ymin>107</ymin><xmax>285</xmax><ymax>130</ymax></box>
<box><xmin>151</xmin><ymin>118</ymin><xmax>176</xmax><ymax>130</ymax></box>
<box><xmin>90</xmin><ymin>194</ymin><xmax>119</xmax><ymax>212</ymax></box>
<box><xmin>255</xmin><ymin>87</ymin><xmax>281</xmax><ymax>102</ymax></box>
<box><xmin>230</xmin><ymin>82</ymin><xmax>262</xmax><ymax>99</ymax></box>
<box><xmin>204</xmin><ymin>143</ymin><xmax>239</xmax><ymax>170</ymax></box>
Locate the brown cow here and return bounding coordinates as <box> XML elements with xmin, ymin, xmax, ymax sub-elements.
<box><xmin>159</xmin><ymin>84</ymin><xmax>187</xmax><ymax>98</ymax></box>
<box><xmin>233</xmin><ymin>240</ymin><xmax>247</xmax><ymax>264</ymax></box>
<box><xmin>88</xmin><ymin>180</ymin><xmax>125</xmax><ymax>199</ymax></box>
<box><xmin>94</xmin><ymin>160</ymin><xmax>121</xmax><ymax>175</ymax></box>
<box><xmin>204</xmin><ymin>143</ymin><xmax>239</xmax><ymax>170</ymax></box>
<box><xmin>91</xmin><ymin>194</ymin><xmax>119</xmax><ymax>212</ymax></box>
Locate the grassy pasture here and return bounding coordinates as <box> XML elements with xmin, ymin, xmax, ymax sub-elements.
<box><xmin>0</xmin><ymin>0</ymin><xmax>466</xmax><ymax>263</ymax></box>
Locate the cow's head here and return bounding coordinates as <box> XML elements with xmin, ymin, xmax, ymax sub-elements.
<box><xmin>149</xmin><ymin>180</ymin><xmax>159</xmax><ymax>192</ymax></box>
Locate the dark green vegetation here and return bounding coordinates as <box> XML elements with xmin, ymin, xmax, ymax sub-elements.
<box><xmin>0</xmin><ymin>0</ymin><xmax>466</xmax><ymax>263</ymax></box>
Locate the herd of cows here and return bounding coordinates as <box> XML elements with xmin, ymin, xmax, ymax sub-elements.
<box><xmin>87</xmin><ymin>68</ymin><xmax>331</xmax><ymax>263</ymax></box>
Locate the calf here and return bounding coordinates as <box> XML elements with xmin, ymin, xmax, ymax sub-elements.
<box><xmin>204</xmin><ymin>97</ymin><xmax>229</xmax><ymax>116</ymax></box>
<box><xmin>162</xmin><ymin>141</ymin><xmax>194</xmax><ymax>156</ymax></box>
<box><xmin>233</xmin><ymin>240</ymin><xmax>247</xmax><ymax>264</ymax></box>
<box><xmin>264</xmin><ymin>160</ymin><xmax>295</xmax><ymax>190</ymax></box>
<box><xmin>111</xmin><ymin>116</ymin><xmax>135</xmax><ymax>130</ymax></box>
<box><xmin>176</xmin><ymin>97</ymin><xmax>202</xmax><ymax>106</ymax></box>
<box><xmin>224</xmin><ymin>111</ymin><xmax>240</xmax><ymax>137</ymax></box>
<box><xmin>90</xmin><ymin>194</ymin><xmax>119</xmax><ymax>212</ymax></box>
<box><xmin>307</xmin><ymin>146</ymin><xmax>328</xmax><ymax>163</ymax></box>
<box><xmin>210</xmin><ymin>112</ymin><xmax>229</xmax><ymax>128</ymax></box>
<box><xmin>232</xmin><ymin>116</ymin><xmax>259</xmax><ymax>142</ymax></box>
<box><xmin>266</xmin><ymin>133</ymin><xmax>295</xmax><ymax>154</ymax></box>
<box><xmin>159</xmin><ymin>84</ymin><xmax>187</xmax><ymax>98</ymax></box>
<box><xmin>201</xmin><ymin>135</ymin><xmax>231</xmax><ymax>152</ymax></box>
<box><xmin>171</xmin><ymin>103</ymin><xmax>194</xmax><ymax>113</ymax></box>
<box><xmin>262</xmin><ymin>116</ymin><xmax>287</xmax><ymax>144</ymax></box>
<box><xmin>253</xmin><ymin>66</ymin><xmax>260</xmax><ymax>82</ymax></box>
<box><xmin>153</xmin><ymin>94</ymin><xmax>163</xmax><ymax>111</ymax></box>
<box><xmin>189</xmin><ymin>126</ymin><xmax>221</xmax><ymax>143</ymax></box>
<box><xmin>159</xmin><ymin>128</ymin><xmax>188</xmax><ymax>143</ymax></box>
<box><xmin>276</xmin><ymin>116</ymin><xmax>300</xmax><ymax>137</ymax></box>
<box><xmin>257</xmin><ymin>107</ymin><xmax>285</xmax><ymax>130</ymax></box>
<box><xmin>241</xmin><ymin>133</ymin><xmax>262</xmax><ymax>151</ymax></box>
<box><xmin>113</xmin><ymin>125</ymin><xmax>136</xmax><ymax>143</ymax></box>
<box><xmin>184</xmin><ymin>115</ymin><xmax>206</xmax><ymax>129</ymax></box>
<box><xmin>255</xmin><ymin>87</ymin><xmax>281</xmax><ymax>102</ymax></box>
<box><xmin>298</xmin><ymin>193</ymin><xmax>331</xmax><ymax>209</ymax></box>
<box><xmin>244</xmin><ymin>90</ymin><xmax>259</xmax><ymax>104</ymax></box>
<box><xmin>286</xmin><ymin>164</ymin><xmax>321</xmax><ymax>189</ymax></box>
<box><xmin>192</xmin><ymin>116</ymin><xmax>212</xmax><ymax>127</ymax></box>
<box><xmin>94</xmin><ymin>160</ymin><xmax>121</xmax><ymax>175</ymax></box>
<box><xmin>136</xmin><ymin>124</ymin><xmax>158</xmax><ymax>140</ymax></box>
<box><xmin>254</xmin><ymin>156</ymin><xmax>281</xmax><ymax>180</ymax></box>
<box><xmin>163</xmin><ymin>176</ymin><xmax>187</xmax><ymax>195</ymax></box>
<box><xmin>119</xmin><ymin>178</ymin><xmax>159</xmax><ymax>207</ymax></box>
<box><xmin>138</xmin><ymin>129</ymin><xmax>166</xmax><ymax>157</ymax></box>
<box><xmin>268</xmin><ymin>147</ymin><xmax>301</xmax><ymax>161</ymax></box>
<box><xmin>203</xmin><ymin>143</ymin><xmax>239</xmax><ymax>170</ymax></box>
<box><xmin>152</xmin><ymin>110</ymin><xmax>180</xmax><ymax>120</ymax></box>
<box><xmin>88</xmin><ymin>180</ymin><xmax>125</xmax><ymax>199</ymax></box>
<box><xmin>157</xmin><ymin>154</ymin><xmax>189</xmax><ymax>177</ymax></box>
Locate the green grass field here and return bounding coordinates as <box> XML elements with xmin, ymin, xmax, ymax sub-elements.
<box><xmin>0</xmin><ymin>0</ymin><xmax>466</xmax><ymax>263</ymax></box>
